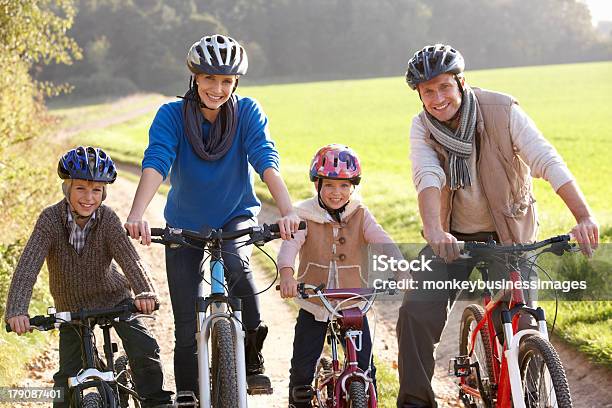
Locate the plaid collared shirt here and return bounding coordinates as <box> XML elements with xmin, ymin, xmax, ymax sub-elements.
<box><xmin>66</xmin><ymin>204</ymin><xmax>97</xmax><ymax>254</ymax></box>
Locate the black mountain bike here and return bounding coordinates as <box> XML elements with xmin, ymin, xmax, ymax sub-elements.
<box><xmin>7</xmin><ymin>302</ymin><xmax>154</xmax><ymax>408</ymax></box>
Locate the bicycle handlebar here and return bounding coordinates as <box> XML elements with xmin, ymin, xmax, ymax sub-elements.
<box><xmin>149</xmin><ymin>221</ymin><xmax>306</xmax><ymax>247</ymax></box>
<box><xmin>276</xmin><ymin>283</ymin><xmax>394</xmax><ymax>318</ymax></box>
<box><xmin>457</xmin><ymin>234</ymin><xmax>574</xmax><ymax>257</ymax></box>
<box><xmin>6</xmin><ymin>302</ymin><xmax>158</xmax><ymax>333</ymax></box>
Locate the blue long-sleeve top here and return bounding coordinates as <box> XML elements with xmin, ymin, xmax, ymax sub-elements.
<box><xmin>142</xmin><ymin>95</ymin><xmax>279</xmax><ymax>231</ymax></box>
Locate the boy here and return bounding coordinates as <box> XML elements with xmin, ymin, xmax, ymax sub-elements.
<box><xmin>5</xmin><ymin>146</ymin><xmax>173</xmax><ymax>408</ymax></box>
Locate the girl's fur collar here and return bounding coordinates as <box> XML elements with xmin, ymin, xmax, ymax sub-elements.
<box><xmin>294</xmin><ymin>196</ymin><xmax>363</xmax><ymax>224</ymax></box>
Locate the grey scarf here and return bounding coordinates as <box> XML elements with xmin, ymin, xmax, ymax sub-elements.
<box><xmin>422</xmin><ymin>86</ymin><xmax>477</xmax><ymax>190</ymax></box>
<box><xmin>182</xmin><ymin>84</ymin><xmax>238</xmax><ymax>161</ymax></box>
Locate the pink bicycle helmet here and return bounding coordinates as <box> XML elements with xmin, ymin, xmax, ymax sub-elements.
<box><xmin>309</xmin><ymin>144</ymin><xmax>361</xmax><ymax>185</ymax></box>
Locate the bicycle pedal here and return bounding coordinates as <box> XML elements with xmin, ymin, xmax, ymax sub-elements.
<box><xmin>450</xmin><ymin>356</ymin><xmax>472</xmax><ymax>377</ymax></box>
<box><xmin>173</xmin><ymin>390</ymin><xmax>198</xmax><ymax>407</ymax></box>
<box><xmin>247</xmin><ymin>373</ymin><xmax>273</xmax><ymax>395</ymax></box>
<box><xmin>247</xmin><ymin>386</ymin><xmax>274</xmax><ymax>395</ymax></box>
<box><xmin>291</xmin><ymin>385</ymin><xmax>314</xmax><ymax>402</ymax></box>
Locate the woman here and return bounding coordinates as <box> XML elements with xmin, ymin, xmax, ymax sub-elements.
<box><xmin>125</xmin><ymin>34</ymin><xmax>300</xmax><ymax>397</ymax></box>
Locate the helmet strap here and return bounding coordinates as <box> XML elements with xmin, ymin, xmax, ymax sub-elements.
<box><xmin>316</xmin><ymin>179</ymin><xmax>349</xmax><ymax>224</ymax></box>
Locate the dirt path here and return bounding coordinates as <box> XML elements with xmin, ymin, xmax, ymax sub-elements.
<box><xmin>8</xmin><ymin>95</ymin><xmax>611</xmax><ymax>407</ymax></box>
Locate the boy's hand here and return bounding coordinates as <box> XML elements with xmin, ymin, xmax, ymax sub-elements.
<box><xmin>125</xmin><ymin>218</ymin><xmax>151</xmax><ymax>246</ymax></box>
<box><xmin>279</xmin><ymin>267</ymin><xmax>298</xmax><ymax>298</ymax></box>
<box><xmin>134</xmin><ymin>297</ymin><xmax>157</xmax><ymax>315</ymax></box>
<box><xmin>7</xmin><ymin>315</ymin><xmax>31</xmax><ymax>335</ymax></box>
<box><xmin>277</xmin><ymin>210</ymin><xmax>301</xmax><ymax>241</ymax></box>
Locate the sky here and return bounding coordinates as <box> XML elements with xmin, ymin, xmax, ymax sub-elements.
<box><xmin>581</xmin><ymin>0</ymin><xmax>612</xmax><ymax>25</ymax></box>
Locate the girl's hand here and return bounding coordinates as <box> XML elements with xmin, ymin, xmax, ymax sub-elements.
<box><xmin>279</xmin><ymin>268</ymin><xmax>298</xmax><ymax>298</ymax></box>
<box><xmin>7</xmin><ymin>315</ymin><xmax>30</xmax><ymax>335</ymax></box>
<box><xmin>277</xmin><ymin>211</ymin><xmax>301</xmax><ymax>240</ymax></box>
<box><xmin>124</xmin><ymin>217</ymin><xmax>151</xmax><ymax>246</ymax></box>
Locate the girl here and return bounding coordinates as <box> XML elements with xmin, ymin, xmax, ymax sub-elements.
<box><xmin>277</xmin><ymin>144</ymin><xmax>403</xmax><ymax>407</ymax></box>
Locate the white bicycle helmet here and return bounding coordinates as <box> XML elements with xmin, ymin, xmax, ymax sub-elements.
<box><xmin>186</xmin><ymin>34</ymin><xmax>248</xmax><ymax>76</ymax></box>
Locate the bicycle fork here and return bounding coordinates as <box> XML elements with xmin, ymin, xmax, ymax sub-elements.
<box><xmin>501</xmin><ymin>302</ymin><xmax>557</xmax><ymax>408</ymax></box>
<box><xmin>196</xmin><ymin>246</ymin><xmax>248</xmax><ymax>408</ymax></box>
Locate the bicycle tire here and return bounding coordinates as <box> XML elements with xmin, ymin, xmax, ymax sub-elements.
<box><xmin>347</xmin><ymin>381</ymin><xmax>368</xmax><ymax>408</ymax></box>
<box><xmin>458</xmin><ymin>304</ymin><xmax>496</xmax><ymax>408</ymax></box>
<box><xmin>210</xmin><ymin>318</ymin><xmax>239</xmax><ymax>408</ymax></box>
<box><xmin>81</xmin><ymin>392</ymin><xmax>104</xmax><ymax>408</ymax></box>
<box><xmin>314</xmin><ymin>356</ymin><xmax>334</xmax><ymax>406</ymax></box>
<box><xmin>115</xmin><ymin>354</ymin><xmax>140</xmax><ymax>408</ymax></box>
<box><xmin>519</xmin><ymin>335</ymin><xmax>572</xmax><ymax>408</ymax></box>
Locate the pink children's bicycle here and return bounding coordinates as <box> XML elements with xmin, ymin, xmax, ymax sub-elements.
<box><xmin>291</xmin><ymin>283</ymin><xmax>390</xmax><ymax>408</ymax></box>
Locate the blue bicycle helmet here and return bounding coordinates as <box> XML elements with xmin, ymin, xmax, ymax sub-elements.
<box><xmin>58</xmin><ymin>146</ymin><xmax>117</xmax><ymax>183</ymax></box>
<box><xmin>405</xmin><ymin>44</ymin><xmax>465</xmax><ymax>90</ymax></box>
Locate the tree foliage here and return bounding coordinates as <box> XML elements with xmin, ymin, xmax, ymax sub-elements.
<box><xmin>0</xmin><ymin>0</ymin><xmax>81</xmax><ymax>147</ymax></box>
<box><xmin>37</xmin><ymin>0</ymin><xmax>612</xmax><ymax>99</ymax></box>
<box><xmin>0</xmin><ymin>0</ymin><xmax>80</xmax><ymax>246</ymax></box>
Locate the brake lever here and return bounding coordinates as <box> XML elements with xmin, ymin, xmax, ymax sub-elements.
<box><xmin>123</xmin><ymin>314</ymin><xmax>156</xmax><ymax>323</ymax></box>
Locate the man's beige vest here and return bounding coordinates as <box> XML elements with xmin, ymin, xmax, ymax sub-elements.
<box><xmin>296</xmin><ymin>207</ymin><xmax>368</xmax><ymax>305</ymax></box>
<box><xmin>418</xmin><ymin>87</ymin><xmax>537</xmax><ymax>244</ymax></box>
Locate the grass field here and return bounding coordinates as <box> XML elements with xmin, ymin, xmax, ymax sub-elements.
<box><xmin>62</xmin><ymin>61</ymin><xmax>612</xmax><ymax>368</ymax></box>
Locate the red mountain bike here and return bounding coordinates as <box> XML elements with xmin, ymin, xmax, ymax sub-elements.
<box><xmin>450</xmin><ymin>235</ymin><xmax>577</xmax><ymax>408</ymax></box>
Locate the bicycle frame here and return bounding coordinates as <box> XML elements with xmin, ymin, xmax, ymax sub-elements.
<box><xmin>196</xmin><ymin>240</ymin><xmax>248</xmax><ymax>408</ymax></box>
<box><xmin>322</xmin><ymin>312</ymin><xmax>377</xmax><ymax>408</ymax></box>
<box><xmin>454</xmin><ymin>236</ymin><xmax>575</xmax><ymax>408</ymax></box>
<box><xmin>6</xmin><ymin>304</ymin><xmax>146</xmax><ymax>407</ymax></box>
<box><xmin>67</xmin><ymin>314</ymin><xmax>120</xmax><ymax>406</ymax></box>
<box><xmin>299</xmin><ymin>285</ymin><xmax>379</xmax><ymax>408</ymax></box>
<box><xmin>150</xmin><ymin>223</ymin><xmax>299</xmax><ymax>408</ymax></box>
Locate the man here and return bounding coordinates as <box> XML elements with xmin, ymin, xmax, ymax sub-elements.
<box><xmin>396</xmin><ymin>44</ymin><xmax>599</xmax><ymax>407</ymax></box>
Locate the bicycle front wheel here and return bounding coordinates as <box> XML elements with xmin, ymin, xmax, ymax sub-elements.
<box><xmin>519</xmin><ymin>335</ymin><xmax>572</xmax><ymax>408</ymax></box>
<box><xmin>115</xmin><ymin>354</ymin><xmax>140</xmax><ymax>408</ymax></box>
<box><xmin>81</xmin><ymin>392</ymin><xmax>104</xmax><ymax>408</ymax></box>
<box><xmin>210</xmin><ymin>318</ymin><xmax>239</xmax><ymax>408</ymax></box>
<box><xmin>458</xmin><ymin>304</ymin><xmax>495</xmax><ymax>408</ymax></box>
<box><xmin>348</xmin><ymin>381</ymin><xmax>368</xmax><ymax>408</ymax></box>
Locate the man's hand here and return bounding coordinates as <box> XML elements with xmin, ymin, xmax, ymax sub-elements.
<box><xmin>425</xmin><ymin>229</ymin><xmax>461</xmax><ymax>262</ymax></box>
<box><xmin>570</xmin><ymin>216</ymin><xmax>599</xmax><ymax>257</ymax></box>
<box><xmin>279</xmin><ymin>267</ymin><xmax>298</xmax><ymax>298</ymax></box>
<box><xmin>7</xmin><ymin>315</ymin><xmax>31</xmax><ymax>335</ymax></box>
<box><xmin>134</xmin><ymin>296</ymin><xmax>157</xmax><ymax>315</ymax></box>
<box><xmin>277</xmin><ymin>211</ymin><xmax>301</xmax><ymax>241</ymax></box>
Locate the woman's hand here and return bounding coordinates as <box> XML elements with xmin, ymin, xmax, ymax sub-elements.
<box><xmin>7</xmin><ymin>315</ymin><xmax>31</xmax><ymax>335</ymax></box>
<box><xmin>277</xmin><ymin>210</ymin><xmax>301</xmax><ymax>240</ymax></box>
<box><xmin>279</xmin><ymin>267</ymin><xmax>298</xmax><ymax>298</ymax></box>
<box><xmin>125</xmin><ymin>217</ymin><xmax>151</xmax><ymax>246</ymax></box>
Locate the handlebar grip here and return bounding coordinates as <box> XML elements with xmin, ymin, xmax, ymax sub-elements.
<box><xmin>150</xmin><ymin>228</ymin><xmax>166</xmax><ymax>237</ymax></box>
<box><xmin>268</xmin><ymin>221</ymin><xmax>307</xmax><ymax>233</ymax></box>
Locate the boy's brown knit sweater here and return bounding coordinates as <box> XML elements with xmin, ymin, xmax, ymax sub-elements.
<box><xmin>4</xmin><ymin>200</ymin><xmax>155</xmax><ymax>319</ymax></box>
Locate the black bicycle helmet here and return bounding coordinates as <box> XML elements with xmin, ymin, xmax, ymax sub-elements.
<box><xmin>58</xmin><ymin>146</ymin><xmax>117</xmax><ymax>183</ymax></box>
<box><xmin>186</xmin><ymin>34</ymin><xmax>248</xmax><ymax>76</ymax></box>
<box><xmin>405</xmin><ymin>44</ymin><xmax>465</xmax><ymax>90</ymax></box>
